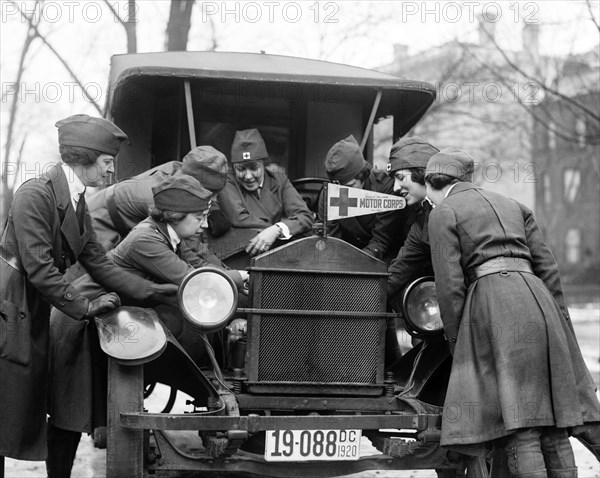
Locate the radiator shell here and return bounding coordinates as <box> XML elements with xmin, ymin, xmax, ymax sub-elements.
<box><xmin>245</xmin><ymin>236</ymin><xmax>388</xmax><ymax>396</ymax></box>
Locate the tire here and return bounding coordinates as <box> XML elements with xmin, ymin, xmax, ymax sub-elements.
<box><xmin>106</xmin><ymin>359</ymin><xmax>144</xmax><ymax>478</ymax></box>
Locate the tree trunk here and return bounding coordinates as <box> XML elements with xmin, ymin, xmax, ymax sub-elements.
<box><xmin>125</xmin><ymin>0</ymin><xmax>137</xmax><ymax>53</ymax></box>
<box><xmin>165</xmin><ymin>0</ymin><xmax>195</xmax><ymax>51</ymax></box>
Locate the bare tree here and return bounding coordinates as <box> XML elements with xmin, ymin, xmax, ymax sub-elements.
<box><xmin>0</xmin><ymin>0</ymin><xmax>104</xmax><ymax>226</ymax></box>
<box><xmin>472</xmin><ymin>17</ymin><xmax>599</xmax><ymax>146</ymax></box>
<box><xmin>1</xmin><ymin>1</ymin><xmax>44</xmax><ymax>225</ymax></box>
<box><xmin>103</xmin><ymin>0</ymin><xmax>138</xmax><ymax>53</ymax></box>
<box><xmin>166</xmin><ymin>0</ymin><xmax>195</xmax><ymax>51</ymax></box>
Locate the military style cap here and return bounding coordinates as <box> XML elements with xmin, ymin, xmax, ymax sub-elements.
<box><xmin>324</xmin><ymin>135</ymin><xmax>367</xmax><ymax>184</ymax></box>
<box><xmin>152</xmin><ymin>175</ymin><xmax>212</xmax><ymax>212</ymax></box>
<box><xmin>181</xmin><ymin>145</ymin><xmax>228</xmax><ymax>193</ymax></box>
<box><xmin>55</xmin><ymin>114</ymin><xmax>127</xmax><ymax>155</ymax></box>
<box><xmin>387</xmin><ymin>136</ymin><xmax>439</xmax><ymax>174</ymax></box>
<box><xmin>425</xmin><ymin>148</ymin><xmax>475</xmax><ymax>182</ymax></box>
<box><xmin>230</xmin><ymin>129</ymin><xmax>269</xmax><ymax>164</ymax></box>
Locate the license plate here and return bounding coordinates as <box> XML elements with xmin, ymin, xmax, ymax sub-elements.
<box><xmin>265</xmin><ymin>429</ymin><xmax>361</xmax><ymax>462</ymax></box>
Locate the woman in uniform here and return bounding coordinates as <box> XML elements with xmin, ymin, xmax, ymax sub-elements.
<box><xmin>424</xmin><ymin>148</ymin><xmax>600</xmax><ymax>478</ymax></box>
<box><xmin>47</xmin><ymin>174</ymin><xmax>247</xmax><ymax>477</ymax></box>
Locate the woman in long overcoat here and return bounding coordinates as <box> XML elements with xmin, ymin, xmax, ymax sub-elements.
<box><xmin>424</xmin><ymin>148</ymin><xmax>600</xmax><ymax>478</ymax></box>
<box><xmin>0</xmin><ymin>115</ymin><xmax>177</xmax><ymax>463</ymax></box>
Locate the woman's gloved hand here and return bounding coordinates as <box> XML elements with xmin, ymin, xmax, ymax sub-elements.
<box><xmin>85</xmin><ymin>292</ymin><xmax>121</xmax><ymax>318</ymax></box>
<box><xmin>149</xmin><ymin>283</ymin><xmax>179</xmax><ymax>307</ymax></box>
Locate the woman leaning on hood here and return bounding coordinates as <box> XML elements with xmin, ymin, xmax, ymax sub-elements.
<box><xmin>424</xmin><ymin>148</ymin><xmax>600</xmax><ymax>478</ymax></box>
<box><xmin>46</xmin><ymin>174</ymin><xmax>248</xmax><ymax>477</ymax></box>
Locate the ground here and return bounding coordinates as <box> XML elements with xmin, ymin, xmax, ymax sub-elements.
<box><xmin>4</xmin><ymin>303</ymin><xmax>600</xmax><ymax>478</ymax></box>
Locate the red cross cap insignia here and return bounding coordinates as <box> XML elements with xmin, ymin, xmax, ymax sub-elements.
<box><xmin>243</xmin><ymin>152</ymin><xmax>251</xmax><ymax>160</ymax></box>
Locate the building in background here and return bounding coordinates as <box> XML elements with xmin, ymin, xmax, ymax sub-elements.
<box><xmin>378</xmin><ymin>18</ymin><xmax>599</xmax><ymax>285</ymax></box>
<box><xmin>532</xmin><ymin>49</ymin><xmax>600</xmax><ymax>284</ymax></box>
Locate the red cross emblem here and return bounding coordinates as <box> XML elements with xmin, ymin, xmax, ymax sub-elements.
<box><xmin>329</xmin><ymin>187</ymin><xmax>357</xmax><ymax>217</ymax></box>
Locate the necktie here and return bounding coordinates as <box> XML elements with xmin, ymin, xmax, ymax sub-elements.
<box><xmin>76</xmin><ymin>188</ymin><xmax>87</xmax><ymax>235</ymax></box>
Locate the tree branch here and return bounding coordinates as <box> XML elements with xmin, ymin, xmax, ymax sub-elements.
<box><xmin>12</xmin><ymin>1</ymin><xmax>103</xmax><ymax>114</ymax></box>
<box><xmin>102</xmin><ymin>0</ymin><xmax>126</xmax><ymax>26</ymax></box>
<box><xmin>3</xmin><ymin>2</ymin><xmax>40</xmax><ymax>178</ymax></box>
<box><xmin>472</xmin><ymin>25</ymin><xmax>600</xmax><ymax>123</ymax></box>
<box><xmin>585</xmin><ymin>0</ymin><xmax>600</xmax><ymax>33</ymax></box>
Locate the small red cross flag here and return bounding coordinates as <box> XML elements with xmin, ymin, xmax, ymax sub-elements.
<box><xmin>326</xmin><ymin>183</ymin><xmax>406</xmax><ymax>221</ymax></box>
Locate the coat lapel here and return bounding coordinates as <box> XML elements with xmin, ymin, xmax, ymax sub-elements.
<box><xmin>48</xmin><ymin>164</ymin><xmax>83</xmax><ymax>258</ymax></box>
<box><xmin>256</xmin><ymin>172</ymin><xmax>281</xmax><ymax>220</ymax></box>
<box><xmin>239</xmin><ymin>173</ymin><xmax>277</xmax><ymax>222</ymax></box>
<box><xmin>155</xmin><ymin>220</ymin><xmax>174</xmax><ymax>250</ymax></box>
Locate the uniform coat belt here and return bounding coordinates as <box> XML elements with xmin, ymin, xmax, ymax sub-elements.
<box><xmin>0</xmin><ymin>245</ymin><xmax>24</xmax><ymax>273</ymax></box>
<box><xmin>467</xmin><ymin>257</ymin><xmax>532</xmax><ymax>284</ymax></box>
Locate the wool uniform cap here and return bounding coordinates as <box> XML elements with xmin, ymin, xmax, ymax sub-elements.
<box><xmin>181</xmin><ymin>145</ymin><xmax>228</xmax><ymax>193</ymax></box>
<box><xmin>55</xmin><ymin>114</ymin><xmax>127</xmax><ymax>156</ymax></box>
<box><xmin>231</xmin><ymin>128</ymin><xmax>269</xmax><ymax>164</ymax></box>
<box><xmin>387</xmin><ymin>136</ymin><xmax>439</xmax><ymax>174</ymax></box>
<box><xmin>425</xmin><ymin>148</ymin><xmax>475</xmax><ymax>182</ymax></box>
<box><xmin>152</xmin><ymin>175</ymin><xmax>212</xmax><ymax>212</ymax></box>
<box><xmin>324</xmin><ymin>135</ymin><xmax>367</xmax><ymax>184</ymax></box>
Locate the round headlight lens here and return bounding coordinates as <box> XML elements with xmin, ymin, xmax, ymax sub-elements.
<box><xmin>402</xmin><ymin>277</ymin><xmax>444</xmax><ymax>336</ymax></box>
<box><xmin>178</xmin><ymin>267</ymin><xmax>239</xmax><ymax>332</ymax></box>
<box><xmin>95</xmin><ymin>306</ymin><xmax>167</xmax><ymax>362</ymax></box>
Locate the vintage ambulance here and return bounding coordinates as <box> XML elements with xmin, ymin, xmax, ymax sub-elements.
<box><xmin>98</xmin><ymin>51</ymin><xmax>498</xmax><ymax>477</ymax></box>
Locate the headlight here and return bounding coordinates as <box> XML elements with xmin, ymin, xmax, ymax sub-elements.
<box><xmin>95</xmin><ymin>306</ymin><xmax>167</xmax><ymax>363</ymax></box>
<box><xmin>178</xmin><ymin>267</ymin><xmax>239</xmax><ymax>332</ymax></box>
<box><xmin>401</xmin><ymin>276</ymin><xmax>443</xmax><ymax>337</ymax></box>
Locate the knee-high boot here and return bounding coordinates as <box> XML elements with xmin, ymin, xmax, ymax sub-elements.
<box><xmin>505</xmin><ymin>428</ymin><xmax>548</xmax><ymax>478</ymax></box>
<box><xmin>540</xmin><ymin>427</ymin><xmax>577</xmax><ymax>478</ymax></box>
<box><xmin>46</xmin><ymin>424</ymin><xmax>81</xmax><ymax>478</ymax></box>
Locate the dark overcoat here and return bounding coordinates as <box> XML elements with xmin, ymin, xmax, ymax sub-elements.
<box><xmin>48</xmin><ymin>217</ymin><xmax>241</xmax><ymax>433</ymax></box>
<box><xmin>428</xmin><ymin>182</ymin><xmax>600</xmax><ymax>447</ymax></box>
<box><xmin>0</xmin><ymin>164</ymin><xmax>158</xmax><ymax>460</ymax></box>
<box><xmin>387</xmin><ymin>200</ymin><xmax>433</xmax><ymax>300</ymax></box>
<box><xmin>318</xmin><ymin>170</ymin><xmax>410</xmax><ymax>259</ymax></box>
<box><xmin>218</xmin><ymin>169</ymin><xmax>313</xmax><ymax>237</ymax></box>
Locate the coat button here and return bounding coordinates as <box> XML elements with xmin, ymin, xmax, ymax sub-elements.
<box><xmin>19</xmin><ymin>312</ymin><xmax>26</xmax><ymax>318</ymax></box>
<box><xmin>66</xmin><ymin>292</ymin><xmax>73</xmax><ymax>299</ymax></box>
<box><xmin>451</xmin><ymin>336</ymin><xmax>457</xmax><ymax>342</ymax></box>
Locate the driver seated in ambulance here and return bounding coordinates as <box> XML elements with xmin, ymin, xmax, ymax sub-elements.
<box><xmin>217</xmin><ymin>128</ymin><xmax>314</xmax><ymax>256</ymax></box>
